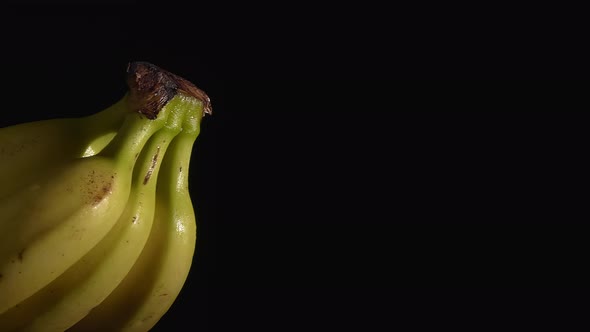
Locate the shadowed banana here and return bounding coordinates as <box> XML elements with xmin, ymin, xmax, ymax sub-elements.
<box><xmin>0</xmin><ymin>62</ymin><xmax>184</xmax><ymax>313</ymax></box>
<box><xmin>69</xmin><ymin>96</ymin><xmax>204</xmax><ymax>332</ymax></box>
<box><xmin>0</xmin><ymin>101</ymin><xmax>172</xmax><ymax>314</ymax></box>
<box><xmin>0</xmin><ymin>95</ymin><xmax>194</xmax><ymax>332</ymax></box>
<box><xmin>0</xmin><ymin>61</ymin><xmax>211</xmax><ymax>331</ymax></box>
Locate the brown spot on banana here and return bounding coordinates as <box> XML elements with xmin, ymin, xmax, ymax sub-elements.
<box><xmin>93</xmin><ymin>182</ymin><xmax>113</xmax><ymax>205</ymax></box>
<box><xmin>143</xmin><ymin>146</ymin><xmax>160</xmax><ymax>185</ymax></box>
<box><xmin>83</xmin><ymin>170</ymin><xmax>115</xmax><ymax>205</ymax></box>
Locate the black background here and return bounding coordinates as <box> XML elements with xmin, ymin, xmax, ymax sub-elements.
<box><xmin>1</xmin><ymin>3</ymin><xmax>588</xmax><ymax>331</ymax></box>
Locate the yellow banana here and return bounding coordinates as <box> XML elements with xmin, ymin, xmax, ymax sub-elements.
<box><xmin>0</xmin><ymin>61</ymin><xmax>211</xmax><ymax>331</ymax></box>
<box><xmin>0</xmin><ymin>95</ymin><xmax>192</xmax><ymax>332</ymax></box>
<box><xmin>0</xmin><ymin>96</ymin><xmax>127</xmax><ymax>199</ymax></box>
<box><xmin>0</xmin><ymin>62</ymin><xmax>179</xmax><ymax>314</ymax></box>
<box><xmin>69</xmin><ymin>91</ymin><xmax>205</xmax><ymax>332</ymax></box>
<box><xmin>0</xmin><ymin>108</ymin><xmax>170</xmax><ymax>314</ymax></box>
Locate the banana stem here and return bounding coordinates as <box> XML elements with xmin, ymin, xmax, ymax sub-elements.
<box><xmin>130</xmin><ymin>98</ymin><xmax>189</xmax><ymax>185</ymax></box>
<box><xmin>155</xmin><ymin>93</ymin><xmax>205</xmax><ymax>196</ymax></box>
<box><xmin>83</xmin><ymin>95</ymin><xmax>129</xmax><ymax>134</ymax></box>
<box><xmin>126</xmin><ymin>62</ymin><xmax>212</xmax><ymax>119</ymax></box>
<box><xmin>96</xmin><ymin>61</ymin><xmax>211</xmax><ymax>165</ymax></box>
<box><xmin>160</xmin><ymin>132</ymin><xmax>198</xmax><ymax>198</ymax></box>
<box><xmin>96</xmin><ymin>113</ymin><xmax>165</xmax><ymax>165</ymax></box>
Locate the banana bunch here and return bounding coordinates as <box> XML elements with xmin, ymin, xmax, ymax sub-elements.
<box><xmin>0</xmin><ymin>62</ymin><xmax>211</xmax><ymax>332</ymax></box>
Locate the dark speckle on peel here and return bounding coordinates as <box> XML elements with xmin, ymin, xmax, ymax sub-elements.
<box><xmin>84</xmin><ymin>170</ymin><xmax>115</xmax><ymax>205</ymax></box>
<box><xmin>143</xmin><ymin>146</ymin><xmax>160</xmax><ymax>185</ymax></box>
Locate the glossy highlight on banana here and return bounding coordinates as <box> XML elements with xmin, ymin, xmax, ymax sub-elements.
<box><xmin>0</xmin><ymin>62</ymin><xmax>211</xmax><ymax>332</ymax></box>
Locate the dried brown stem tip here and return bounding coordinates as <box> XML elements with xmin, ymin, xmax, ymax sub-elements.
<box><xmin>126</xmin><ymin>61</ymin><xmax>212</xmax><ymax>119</ymax></box>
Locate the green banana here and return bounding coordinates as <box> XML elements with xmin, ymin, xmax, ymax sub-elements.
<box><xmin>0</xmin><ymin>96</ymin><xmax>127</xmax><ymax>199</ymax></box>
<box><xmin>0</xmin><ymin>95</ymin><xmax>191</xmax><ymax>332</ymax></box>
<box><xmin>0</xmin><ymin>61</ymin><xmax>211</xmax><ymax>331</ymax></box>
<box><xmin>69</xmin><ymin>97</ymin><xmax>203</xmax><ymax>332</ymax></box>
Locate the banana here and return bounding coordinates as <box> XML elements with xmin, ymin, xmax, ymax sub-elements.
<box><xmin>0</xmin><ymin>106</ymin><xmax>170</xmax><ymax>314</ymax></box>
<box><xmin>69</xmin><ymin>91</ymin><xmax>205</xmax><ymax>332</ymax></box>
<box><xmin>0</xmin><ymin>95</ymin><xmax>127</xmax><ymax>199</ymax></box>
<box><xmin>0</xmin><ymin>62</ymin><xmax>182</xmax><ymax>314</ymax></box>
<box><xmin>0</xmin><ymin>61</ymin><xmax>211</xmax><ymax>331</ymax></box>
<box><xmin>0</xmin><ymin>95</ymin><xmax>193</xmax><ymax>332</ymax></box>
